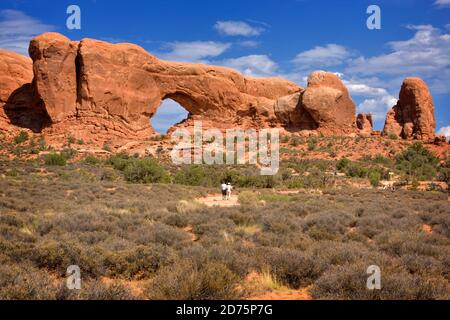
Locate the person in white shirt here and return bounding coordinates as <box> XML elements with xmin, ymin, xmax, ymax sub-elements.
<box><xmin>221</xmin><ymin>182</ymin><xmax>228</xmax><ymax>200</ymax></box>
<box><xmin>226</xmin><ymin>183</ymin><xmax>233</xmax><ymax>200</ymax></box>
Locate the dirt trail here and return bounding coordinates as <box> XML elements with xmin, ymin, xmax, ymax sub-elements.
<box><xmin>196</xmin><ymin>194</ymin><xmax>239</xmax><ymax>207</ymax></box>
<box><xmin>247</xmin><ymin>288</ymin><xmax>312</xmax><ymax>300</ymax></box>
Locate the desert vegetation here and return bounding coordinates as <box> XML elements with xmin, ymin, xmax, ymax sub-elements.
<box><xmin>0</xmin><ymin>132</ymin><xmax>449</xmax><ymax>300</ymax></box>
<box><xmin>0</xmin><ymin>135</ymin><xmax>449</xmax><ymax>300</ymax></box>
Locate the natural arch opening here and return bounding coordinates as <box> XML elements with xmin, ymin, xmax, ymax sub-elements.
<box><xmin>150</xmin><ymin>98</ymin><xmax>190</xmax><ymax>134</ymax></box>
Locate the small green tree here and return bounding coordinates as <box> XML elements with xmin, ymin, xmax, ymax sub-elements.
<box><xmin>368</xmin><ymin>170</ymin><xmax>381</xmax><ymax>188</ymax></box>
<box><xmin>396</xmin><ymin>143</ymin><xmax>438</xmax><ymax>181</ymax></box>
<box><xmin>124</xmin><ymin>158</ymin><xmax>170</xmax><ymax>184</ymax></box>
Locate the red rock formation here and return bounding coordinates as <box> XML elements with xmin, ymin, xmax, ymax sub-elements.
<box><xmin>0</xmin><ymin>49</ymin><xmax>46</xmax><ymax>134</ymax></box>
<box><xmin>273</xmin><ymin>72</ymin><xmax>357</xmax><ymax>134</ymax></box>
<box><xmin>26</xmin><ymin>33</ymin><xmax>302</xmax><ymax>143</ymax></box>
<box><xmin>29</xmin><ymin>33</ymin><xmax>79</xmax><ymax>123</ymax></box>
<box><xmin>1</xmin><ymin>33</ymin><xmax>401</xmax><ymax>147</ymax></box>
<box><xmin>300</xmin><ymin>72</ymin><xmax>356</xmax><ymax>134</ymax></box>
<box><xmin>357</xmin><ymin>113</ymin><xmax>373</xmax><ymax>134</ymax></box>
<box><xmin>383</xmin><ymin>77</ymin><xmax>435</xmax><ymax>141</ymax></box>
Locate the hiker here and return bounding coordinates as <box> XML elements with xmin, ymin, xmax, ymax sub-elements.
<box><xmin>226</xmin><ymin>182</ymin><xmax>233</xmax><ymax>200</ymax></box>
<box><xmin>221</xmin><ymin>182</ymin><xmax>228</xmax><ymax>200</ymax></box>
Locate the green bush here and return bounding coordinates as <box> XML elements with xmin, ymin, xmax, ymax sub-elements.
<box><xmin>396</xmin><ymin>143</ymin><xmax>439</xmax><ymax>181</ymax></box>
<box><xmin>123</xmin><ymin>158</ymin><xmax>170</xmax><ymax>184</ymax></box>
<box><xmin>368</xmin><ymin>170</ymin><xmax>382</xmax><ymax>187</ymax></box>
<box><xmin>174</xmin><ymin>165</ymin><xmax>220</xmax><ymax>187</ymax></box>
<box><xmin>84</xmin><ymin>155</ymin><xmax>102</xmax><ymax>165</ymax></box>
<box><xmin>44</xmin><ymin>153</ymin><xmax>67</xmax><ymax>166</ymax></box>
<box><xmin>107</xmin><ymin>153</ymin><xmax>131</xmax><ymax>171</ymax></box>
<box><xmin>336</xmin><ymin>158</ymin><xmax>351</xmax><ymax>171</ymax></box>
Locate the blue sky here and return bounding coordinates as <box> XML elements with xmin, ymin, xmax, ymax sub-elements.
<box><xmin>0</xmin><ymin>0</ymin><xmax>449</xmax><ymax>134</ymax></box>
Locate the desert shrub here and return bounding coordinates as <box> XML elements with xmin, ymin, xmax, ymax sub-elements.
<box><xmin>13</xmin><ymin>131</ymin><xmax>29</xmax><ymax>145</ymax></box>
<box><xmin>346</xmin><ymin>162</ymin><xmax>367</xmax><ymax>178</ymax></box>
<box><xmin>396</xmin><ymin>143</ymin><xmax>439</xmax><ymax>181</ymax></box>
<box><xmin>264</xmin><ymin>248</ymin><xmax>326</xmax><ymax>288</ymax></box>
<box><xmin>336</xmin><ymin>158</ymin><xmax>351</xmax><ymax>171</ymax></box>
<box><xmin>437</xmin><ymin>158</ymin><xmax>450</xmax><ymax>183</ymax></box>
<box><xmin>308</xmin><ymin>241</ymin><xmax>371</xmax><ymax>266</ymax></box>
<box><xmin>100</xmin><ymin>168</ymin><xmax>118</xmax><ymax>181</ymax></box>
<box><xmin>302</xmin><ymin>210</ymin><xmax>354</xmax><ymax>240</ymax></box>
<box><xmin>163</xmin><ymin>213</ymin><xmax>189</xmax><ymax>228</ymax></box>
<box><xmin>175</xmin><ymin>200</ymin><xmax>202</xmax><ymax>214</ymax></box>
<box><xmin>173</xmin><ymin>165</ymin><xmax>279</xmax><ymax>189</ymax></box>
<box><xmin>375</xmin><ymin>231</ymin><xmax>444</xmax><ymax>258</ymax></box>
<box><xmin>286</xmin><ymin>168</ymin><xmax>330</xmax><ymax>189</ymax></box>
<box><xmin>311</xmin><ymin>262</ymin><xmax>450</xmax><ymax>300</ymax></box>
<box><xmin>123</xmin><ymin>158</ymin><xmax>170</xmax><ymax>184</ymax></box>
<box><xmin>106</xmin><ymin>153</ymin><xmax>132</xmax><ymax>171</ymax></box>
<box><xmin>238</xmin><ymin>191</ymin><xmax>260</xmax><ymax>206</ymax></box>
<box><xmin>372</xmin><ymin>154</ymin><xmax>392</xmax><ymax>166</ymax></box>
<box><xmin>30</xmin><ymin>239</ymin><xmax>102</xmax><ymax>277</ymax></box>
<box><xmin>147</xmin><ymin>260</ymin><xmax>241</xmax><ymax>300</ymax></box>
<box><xmin>44</xmin><ymin>153</ymin><xmax>67</xmax><ymax>166</ymax></box>
<box><xmin>0</xmin><ymin>263</ymin><xmax>66</xmax><ymax>300</ymax></box>
<box><xmin>174</xmin><ymin>165</ymin><xmax>220</xmax><ymax>187</ymax></box>
<box><xmin>368</xmin><ymin>169</ymin><xmax>382</xmax><ymax>187</ymax></box>
<box><xmin>84</xmin><ymin>155</ymin><xmax>102</xmax><ymax>165</ymax></box>
<box><xmin>104</xmin><ymin>244</ymin><xmax>176</xmax><ymax>279</ymax></box>
<box><xmin>77</xmin><ymin>281</ymin><xmax>134</xmax><ymax>300</ymax></box>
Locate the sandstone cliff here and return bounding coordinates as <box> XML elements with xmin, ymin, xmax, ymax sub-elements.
<box><xmin>383</xmin><ymin>78</ymin><xmax>436</xmax><ymax>141</ymax></box>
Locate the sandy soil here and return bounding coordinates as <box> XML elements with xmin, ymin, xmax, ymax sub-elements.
<box><xmin>247</xmin><ymin>288</ymin><xmax>312</xmax><ymax>301</ymax></box>
<box><xmin>196</xmin><ymin>194</ymin><xmax>239</xmax><ymax>207</ymax></box>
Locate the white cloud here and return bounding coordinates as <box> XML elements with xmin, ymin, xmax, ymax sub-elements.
<box><xmin>220</xmin><ymin>55</ymin><xmax>278</xmax><ymax>77</ymax></box>
<box><xmin>238</xmin><ymin>40</ymin><xmax>260</xmax><ymax>48</ymax></box>
<box><xmin>357</xmin><ymin>95</ymin><xmax>398</xmax><ymax>121</ymax></box>
<box><xmin>0</xmin><ymin>10</ymin><xmax>54</xmax><ymax>56</ymax></box>
<box><xmin>214</xmin><ymin>20</ymin><xmax>264</xmax><ymax>37</ymax></box>
<box><xmin>437</xmin><ymin>126</ymin><xmax>450</xmax><ymax>138</ymax></box>
<box><xmin>293</xmin><ymin>44</ymin><xmax>351</xmax><ymax>69</ymax></box>
<box><xmin>435</xmin><ymin>0</ymin><xmax>450</xmax><ymax>7</ymax></box>
<box><xmin>341</xmin><ymin>77</ymin><xmax>397</xmax><ymax>121</ymax></box>
<box><xmin>159</xmin><ymin>41</ymin><xmax>231</xmax><ymax>62</ymax></box>
<box><xmin>346</xmin><ymin>25</ymin><xmax>450</xmax><ymax>93</ymax></box>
